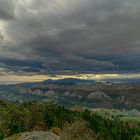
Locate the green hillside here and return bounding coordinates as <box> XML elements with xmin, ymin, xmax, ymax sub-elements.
<box><xmin>0</xmin><ymin>100</ymin><xmax>139</xmax><ymax>140</ymax></box>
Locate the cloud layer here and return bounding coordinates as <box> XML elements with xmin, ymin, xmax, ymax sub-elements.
<box><xmin>0</xmin><ymin>0</ymin><xmax>140</xmax><ymax>75</ymax></box>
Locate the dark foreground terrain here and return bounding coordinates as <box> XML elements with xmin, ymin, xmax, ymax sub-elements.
<box><xmin>0</xmin><ymin>100</ymin><xmax>140</xmax><ymax>140</ymax></box>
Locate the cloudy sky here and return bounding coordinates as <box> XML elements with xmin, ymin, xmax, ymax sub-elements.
<box><xmin>0</xmin><ymin>0</ymin><xmax>140</xmax><ymax>82</ymax></box>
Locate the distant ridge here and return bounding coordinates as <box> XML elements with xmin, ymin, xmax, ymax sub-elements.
<box><xmin>1</xmin><ymin>77</ymin><xmax>140</xmax><ymax>87</ymax></box>
<box><xmin>16</xmin><ymin>78</ymin><xmax>140</xmax><ymax>87</ymax></box>
<box><xmin>43</xmin><ymin>78</ymin><xmax>96</xmax><ymax>84</ymax></box>
<box><xmin>21</xmin><ymin>78</ymin><xmax>97</xmax><ymax>87</ymax></box>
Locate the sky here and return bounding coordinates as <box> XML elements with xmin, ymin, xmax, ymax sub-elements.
<box><xmin>0</xmin><ymin>0</ymin><xmax>140</xmax><ymax>83</ymax></box>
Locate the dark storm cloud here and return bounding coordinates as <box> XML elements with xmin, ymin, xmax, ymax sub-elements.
<box><xmin>0</xmin><ymin>0</ymin><xmax>15</xmax><ymax>20</ymax></box>
<box><xmin>0</xmin><ymin>0</ymin><xmax>140</xmax><ymax>74</ymax></box>
<box><xmin>0</xmin><ymin>57</ymin><xmax>45</xmax><ymax>74</ymax></box>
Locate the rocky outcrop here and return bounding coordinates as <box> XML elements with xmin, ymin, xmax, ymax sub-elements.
<box><xmin>32</xmin><ymin>89</ymin><xmax>43</xmax><ymax>95</ymax></box>
<box><xmin>88</xmin><ymin>91</ymin><xmax>111</xmax><ymax>100</ymax></box>
<box><xmin>5</xmin><ymin>131</ymin><xmax>60</xmax><ymax>140</ymax></box>
<box><xmin>44</xmin><ymin>90</ymin><xmax>57</xmax><ymax>97</ymax></box>
<box><xmin>15</xmin><ymin>85</ymin><xmax>32</xmax><ymax>94</ymax></box>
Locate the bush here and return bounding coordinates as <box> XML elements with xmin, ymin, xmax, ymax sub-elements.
<box><xmin>133</xmin><ymin>135</ymin><xmax>140</xmax><ymax>140</ymax></box>
<box><xmin>50</xmin><ymin>127</ymin><xmax>61</xmax><ymax>136</ymax></box>
<box><xmin>60</xmin><ymin>120</ymin><xmax>96</xmax><ymax>140</ymax></box>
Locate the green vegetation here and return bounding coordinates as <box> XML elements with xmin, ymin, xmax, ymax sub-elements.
<box><xmin>1</xmin><ymin>83</ymin><xmax>140</xmax><ymax>110</ymax></box>
<box><xmin>60</xmin><ymin>120</ymin><xmax>96</xmax><ymax>140</ymax></box>
<box><xmin>0</xmin><ymin>100</ymin><xmax>139</xmax><ymax>140</ymax></box>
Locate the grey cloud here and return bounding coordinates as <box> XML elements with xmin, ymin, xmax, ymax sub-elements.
<box><xmin>0</xmin><ymin>32</ymin><xmax>4</xmax><ymax>42</ymax></box>
<box><xmin>0</xmin><ymin>0</ymin><xmax>140</xmax><ymax>74</ymax></box>
<box><xmin>0</xmin><ymin>0</ymin><xmax>15</xmax><ymax>20</ymax></box>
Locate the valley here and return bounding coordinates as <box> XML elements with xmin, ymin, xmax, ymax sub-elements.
<box><xmin>0</xmin><ymin>78</ymin><xmax>139</xmax><ymax>110</ymax></box>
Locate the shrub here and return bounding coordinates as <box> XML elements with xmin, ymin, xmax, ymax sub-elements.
<box><xmin>50</xmin><ymin>127</ymin><xmax>61</xmax><ymax>136</ymax></box>
<box><xmin>60</xmin><ymin>120</ymin><xmax>96</xmax><ymax>140</ymax></box>
<box><xmin>133</xmin><ymin>135</ymin><xmax>140</xmax><ymax>140</ymax></box>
